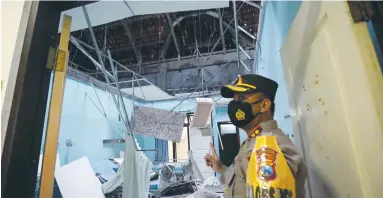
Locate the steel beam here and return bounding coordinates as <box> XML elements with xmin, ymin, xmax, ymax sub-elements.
<box><xmin>238</xmin><ymin>25</ymin><xmax>256</xmax><ymax>40</ymax></box>
<box><xmin>67</xmin><ymin>67</ymin><xmax>147</xmax><ymax>102</ymax></box>
<box><xmin>240</xmin><ymin>60</ymin><xmax>250</xmax><ymax>72</ymax></box>
<box><xmin>123</xmin><ymin>0</ymin><xmax>135</xmax><ymax>15</ymax></box>
<box><xmin>200</xmin><ymin>3</ymin><xmax>247</xmax><ymax>68</ymax></box>
<box><xmin>107</xmin><ymin>50</ymin><xmax>138</xmax><ymax>149</ymax></box>
<box><xmin>70</xmin><ymin>36</ymin><xmax>115</xmax><ymax>80</ymax></box>
<box><xmin>174</xmin><ymin>55</ymin><xmax>238</xmax><ymax>105</ymax></box>
<box><xmin>102</xmin><ymin>25</ymin><xmax>108</xmax><ymax>52</ymax></box>
<box><xmin>160</xmin><ymin>9</ymin><xmax>251</xmax><ymax>60</ymax></box>
<box><xmin>82</xmin><ymin>6</ymin><xmax>116</xmax><ymax>83</ymax></box>
<box><xmin>241</xmin><ymin>0</ymin><xmax>262</xmax><ymax>9</ymax></box>
<box><xmin>83</xmin><ymin>7</ymin><xmax>139</xmax><ymax>151</ymax></box>
<box><xmin>160</xmin><ymin>33</ymin><xmax>173</xmax><ymax>59</ymax></box>
<box><xmin>218</xmin><ymin>8</ymin><xmax>226</xmax><ymax>53</ymax></box>
<box><xmin>253</xmin><ymin>0</ymin><xmax>265</xmax><ymax>73</ymax></box>
<box><xmin>239</xmin><ymin>45</ymin><xmax>251</xmax><ymax>59</ymax></box>
<box><xmin>166</xmin><ymin>13</ymin><xmax>181</xmax><ymax>60</ymax></box>
<box><xmin>112</xmin><ymin>40</ymin><xmax>164</xmax><ymax>53</ymax></box>
<box><xmin>143</xmin><ymin>54</ymin><xmax>239</xmax><ymax>133</ymax></box>
<box><xmin>120</xmin><ymin>19</ymin><xmax>142</xmax><ymax>73</ymax></box>
<box><xmin>132</xmin><ymin>74</ymin><xmax>146</xmax><ymax>99</ymax></box>
<box><xmin>233</xmin><ymin>0</ymin><xmax>240</xmax><ymax>68</ymax></box>
<box><xmin>90</xmin><ymin>82</ymin><xmax>107</xmax><ymax>116</ymax></box>
<box><xmin>111</xmin><ymin>79</ymin><xmax>145</xmax><ymax>84</ymax></box>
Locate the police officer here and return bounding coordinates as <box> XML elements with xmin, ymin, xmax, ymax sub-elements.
<box><xmin>204</xmin><ymin>74</ymin><xmax>307</xmax><ymax>198</ymax></box>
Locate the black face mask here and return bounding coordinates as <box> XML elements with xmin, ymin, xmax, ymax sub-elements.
<box><xmin>227</xmin><ymin>99</ymin><xmax>263</xmax><ymax>128</ymax></box>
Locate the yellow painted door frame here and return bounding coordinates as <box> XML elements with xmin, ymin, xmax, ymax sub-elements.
<box><xmin>39</xmin><ymin>14</ymin><xmax>72</xmax><ymax>198</ymax></box>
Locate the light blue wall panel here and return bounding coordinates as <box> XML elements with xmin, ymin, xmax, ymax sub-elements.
<box><xmin>255</xmin><ymin>1</ymin><xmax>301</xmax><ymax>142</ymax></box>
<box><xmin>367</xmin><ymin>21</ymin><xmax>383</xmax><ymax>70</ymax></box>
<box><xmin>57</xmin><ymin>79</ymin><xmax>133</xmax><ymax>172</ymax></box>
<box><xmin>41</xmin><ymin>78</ymin><xmax>142</xmax><ymax>173</ymax></box>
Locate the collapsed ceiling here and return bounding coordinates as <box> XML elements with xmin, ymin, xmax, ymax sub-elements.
<box><xmin>66</xmin><ymin>1</ymin><xmax>261</xmax><ymax>96</ymax></box>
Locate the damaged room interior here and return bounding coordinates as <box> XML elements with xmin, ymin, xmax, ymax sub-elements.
<box><xmin>1</xmin><ymin>1</ymin><xmax>383</xmax><ymax>198</ymax></box>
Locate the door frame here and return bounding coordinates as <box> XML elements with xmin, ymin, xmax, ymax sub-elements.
<box><xmin>217</xmin><ymin>121</ymin><xmax>240</xmax><ymax>154</ymax></box>
<box><xmin>170</xmin><ymin>112</ymin><xmax>193</xmax><ymax>161</ymax></box>
<box><xmin>217</xmin><ymin>121</ymin><xmax>239</xmax><ymax>135</ymax></box>
<box><xmin>1</xmin><ymin>2</ymin><xmax>94</xmax><ymax>197</ymax></box>
<box><xmin>217</xmin><ymin>121</ymin><xmax>241</xmax><ymax>166</ymax></box>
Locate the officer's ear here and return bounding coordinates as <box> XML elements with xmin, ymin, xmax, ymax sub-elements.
<box><xmin>261</xmin><ymin>99</ymin><xmax>271</xmax><ymax>113</ymax></box>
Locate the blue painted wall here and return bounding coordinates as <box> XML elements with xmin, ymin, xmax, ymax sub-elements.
<box><xmin>47</xmin><ymin>82</ymin><xmax>220</xmax><ymax>171</ymax></box>
<box><xmin>367</xmin><ymin>21</ymin><xmax>383</xmax><ymax>71</ymax></box>
<box><xmin>43</xmin><ymin>78</ymin><xmax>137</xmax><ymax>173</ymax></box>
<box><xmin>254</xmin><ymin>1</ymin><xmax>301</xmax><ymax>142</ymax></box>
<box><xmin>41</xmin><ymin>77</ymin><xmax>163</xmax><ymax>174</ymax></box>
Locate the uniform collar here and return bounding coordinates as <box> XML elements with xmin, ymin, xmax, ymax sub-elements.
<box><xmin>248</xmin><ymin>120</ymin><xmax>278</xmax><ymax>138</ymax></box>
<box><xmin>259</xmin><ymin>120</ymin><xmax>278</xmax><ymax>132</ymax></box>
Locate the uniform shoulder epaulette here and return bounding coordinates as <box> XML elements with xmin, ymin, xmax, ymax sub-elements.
<box><xmin>248</xmin><ymin>126</ymin><xmax>263</xmax><ymax>138</ymax></box>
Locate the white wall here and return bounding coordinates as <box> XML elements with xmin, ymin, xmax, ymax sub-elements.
<box><xmin>0</xmin><ymin>0</ymin><xmax>31</xmax><ymax>153</ymax></box>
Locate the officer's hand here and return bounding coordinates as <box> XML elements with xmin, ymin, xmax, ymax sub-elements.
<box><xmin>204</xmin><ymin>143</ymin><xmax>224</xmax><ymax>173</ymax></box>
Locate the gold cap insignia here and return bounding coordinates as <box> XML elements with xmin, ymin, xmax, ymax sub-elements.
<box><xmin>235</xmin><ymin>76</ymin><xmax>243</xmax><ymax>86</ymax></box>
<box><xmin>235</xmin><ymin>75</ymin><xmax>256</xmax><ymax>89</ymax></box>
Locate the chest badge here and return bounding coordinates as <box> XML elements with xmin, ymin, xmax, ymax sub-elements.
<box><xmin>235</xmin><ymin>109</ymin><xmax>245</xmax><ymax>120</ymax></box>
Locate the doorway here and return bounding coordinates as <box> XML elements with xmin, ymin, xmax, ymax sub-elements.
<box><xmin>217</xmin><ymin>121</ymin><xmax>240</xmax><ymax>167</ymax></box>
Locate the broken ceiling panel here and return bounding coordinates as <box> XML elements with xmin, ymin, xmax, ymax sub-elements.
<box><xmin>131</xmin><ymin>106</ymin><xmax>185</xmax><ymax>141</ymax></box>
<box><xmin>121</xmin><ymin>84</ymin><xmax>174</xmax><ymax>101</ymax></box>
<box><xmin>58</xmin><ymin>1</ymin><xmax>230</xmax><ymax>33</ymax></box>
<box><xmin>67</xmin><ymin>1</ymin><xmax>261</xmax><ymax>95</ymax></box>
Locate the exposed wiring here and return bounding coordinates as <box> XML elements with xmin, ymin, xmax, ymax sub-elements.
<box><xmin>84</xmin><ymin>93</ymin><xmax>125</xmax><ymax>139</ymax></box>
<box><xmin>70</xmin><ymin>61</ymin><xmax>97</xmax><ymax>73</ymax></box>
<box><xmin>123</xmin><ymin>0</ymin><xmax>135</xmax><ymax>15</ymax></box>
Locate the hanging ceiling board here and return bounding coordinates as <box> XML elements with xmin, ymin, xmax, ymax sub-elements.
<box><xmin>191</xmin><ymin>98</ymin><xmax>214</xmax><ymax>128</ymax></box>
<box><xmin>58</xmin><ymin>1</ymin><xmax>229</xmax><ymax>33</ymax></box>
<box><xmin>55</xmin><ymin>157</ymin><xmax>105</xmax><ymax>198</ymax></box>
<box><xmin>121</xmin><ymin>85</ymin><xmax>174</xmax><ymax>101</ymax></box>
<box><xmin>131</xmin><ymin>106</ymin><xmax>185</xmax><ymax>142</ymax></box>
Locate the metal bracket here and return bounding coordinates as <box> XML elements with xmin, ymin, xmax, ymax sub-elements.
<box><xmin>55</xmin><ymin>50</ymin><xmax>67</xmax><ymax>72</ymax></box>
<box><xmin>46</xmin><ymin>47</ymin><xmax>56</xmax><ymax>70</ymax></box>
<box><xmin>103</xmin><ymin>139</ymin><xmax>125</xmax><ymax>144</ymax></box>
<box><xmin>284</xmin><ymin>114</ymin><xmax>291</xmax><ymax>119</ymax></box>
<box><xmin>348</xmin><ymin>1</ymin><xmax>374</xmax><ymax>23</ymax></box>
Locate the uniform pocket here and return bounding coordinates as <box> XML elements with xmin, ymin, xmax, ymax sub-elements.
<box><xmin>232</xmin><ymin>175</ymin><xmax>247</xmax><ymax>197</ymax></box>
<box><xmin>223</xmin><ymin>168</ymin><xmax>236</xmax><ymax>198</ymax></box>
<box><xmin>225</xmin><ymin>167</ymin><xmax>236</xmax><ymax>187</ymax></box>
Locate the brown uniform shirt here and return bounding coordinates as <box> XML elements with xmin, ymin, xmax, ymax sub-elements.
<box><xmin>220</xmin><ymin>120</ymin><xmax>307</xmax><ymax>198</ymax></box>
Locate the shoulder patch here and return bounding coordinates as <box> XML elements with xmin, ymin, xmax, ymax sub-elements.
<box><xmin>255</xmin><ymin>147</ymin><xmax>278</xmax><ymax>181</ymax></box>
